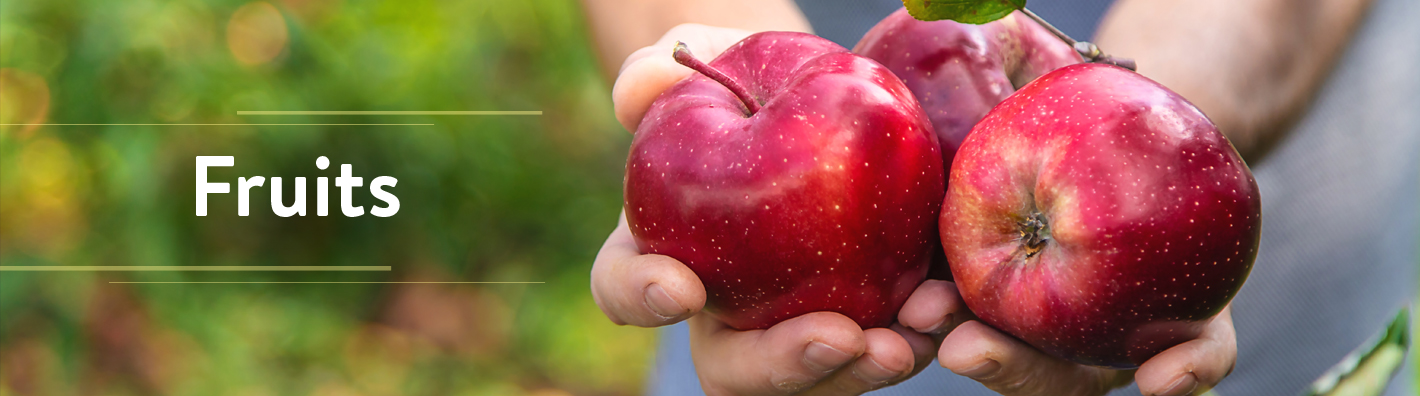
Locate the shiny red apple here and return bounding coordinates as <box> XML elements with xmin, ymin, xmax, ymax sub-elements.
<box><xmin>624</xmin><ymin>32</ymin><xmax>944</xmax><ymax>330</ymax></box>
<box><xmin>855</xmin><ymin>9</ymin><xmax>1081</xmax><ymax>173</ymax></box>
<box><xmin>940</xmin><ymin>63</ymin><xmax>1261</xmax><ymax>368</ymax></box>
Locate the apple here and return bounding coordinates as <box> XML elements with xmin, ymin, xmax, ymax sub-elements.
<box><xmin>856</xmin><ymin>9</ymin><xmax>1082</xmax><ymax>280</ymax></box>
<box><xmin>940</xmin><ymin>63</ymin><xmax>1261</xmax><ymax>368</ymax></box>
<box><xmin>855</xmin><ymin>9</ymin><xmax>1081</xmax><ymax>173</ymax></box>
<box><xmin>624</xmin><ymin>32</ymin><xmax>944</xmax><ymax>330</ymax></box>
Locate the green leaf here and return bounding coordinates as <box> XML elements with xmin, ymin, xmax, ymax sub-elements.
<box><xmin>902</xmin><ymin>0</ymin><xmax>1026</xmax><ymax>24</ymax></box>
<box><xmin>1301</xmin><ymin>308</ymin><xmax>1411</xmax><ymax>396</ymax></box>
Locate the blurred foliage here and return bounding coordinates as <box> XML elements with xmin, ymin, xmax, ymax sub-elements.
<box><xmin>1303</xmin><ymin>309</ymin><xmax>1410</xmax><ymax>396</ymax></box>
<box><xmin>0</xmin><ymin>0</ymin><xmax>651</xmax><ymax>395</ymax></box>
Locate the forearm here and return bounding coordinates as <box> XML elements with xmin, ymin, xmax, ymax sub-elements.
<box><xmin>1094</xmin><ymin>0</ymin><xmax>1374</xmax><ymax>161</ymax></box>
<box><xmin>580</xmin><ymin>0</ymin><xmax>812</xmax><ymax>79</ymax></box>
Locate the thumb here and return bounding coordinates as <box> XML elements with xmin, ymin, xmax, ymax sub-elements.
<box><xmin>612</xmin><ymin>24</ymin><xmax>754</xmax><ymax>132</ymax></box>
<box><xmin>939</xmin><ymin>321</ymin><xmax>1131</xmax><ymax>396</ymax></box>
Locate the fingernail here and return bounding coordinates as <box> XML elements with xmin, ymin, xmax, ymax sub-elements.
<box><xmin>921</xmin><ymin>314</ymin><xmax>954</xmax><ymax>334</ymax></box>
<box><xmin>955</xmin><ymin>359</ymin><xmax>1000</xmax><ymax>380</ymax></box>
<box><xmin>851</xmin><ymin>356</ymin><xmax>901</xmax><ymax>385</ymax></box>
<box><xmin>1158</xmin><ymin>372</ymin><xmax>1198</xmax><ymax>396</ymax></box>
<box><xmin>803</xmin><ymin>341</ymin><xmax>854</xmax><ymax>373</ymax></box>
<box><xmin>643</xmin><ymin>283</ymin><xmax>684</xmax><ymax>319</ymax></box>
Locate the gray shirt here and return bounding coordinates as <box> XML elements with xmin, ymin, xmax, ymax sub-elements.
<box><xmin>648</xmin><ymin>0</ymin><xmax>1419</xmax><ymax>394</ymax></box>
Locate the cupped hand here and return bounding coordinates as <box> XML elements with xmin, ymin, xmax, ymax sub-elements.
<box><xmin>900</xmin><ymin>295</ymin><xmax>1238</xmax><ymax>396</ymax></box>
<box><xmin>591</xmin><ymin>23</ymin><xmax>756</xmax><ymax>329</ymax></box>
<box><xmin>593</xmin><ymin>213</ymin><xmax>959</xmax><ymax>395</ymax></box>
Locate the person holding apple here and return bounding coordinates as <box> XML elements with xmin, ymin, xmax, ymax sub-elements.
<box><xmin>584</xmin><ymin>0</ymin><xmax>1417</xmax><ymax>395</ymax></box>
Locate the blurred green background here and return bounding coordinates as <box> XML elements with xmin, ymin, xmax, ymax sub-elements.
<box><xmin>0</xmin><ymin>0</ymin><xmax>651</xmax><ymax>395</ymax></box>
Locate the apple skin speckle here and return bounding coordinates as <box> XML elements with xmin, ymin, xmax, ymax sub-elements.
<box><xmin>626</xmin><ymin>32</ymin><xmax>944</xmax><ymax>330</ymax></box>
<box><xmin>855</xmin><ymin>9</ymin><xmax>1082</xmax><ymax>181</ymax></box>
<box><xmin>855</xmin><ymin>10</ymin><xmax>1081</xmax><ymax>279</ymax></box>
<box><xmin>941</xmin><ymin>63</ymin><xmax>1261</xmax><ymax>369</ymax></box>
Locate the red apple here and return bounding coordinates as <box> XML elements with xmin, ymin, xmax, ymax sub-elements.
<box><xmin>625</xmin><ymin>32</ymin><xmax>944</xmax><ymax>330</ymax></box>
<box><xmin>941</xmin><ymin>63</ymin><xmax>1261</xmax><ymax>368</ymax></box>
<box><xmin>855</xmin><ymin>9</ymin><xmax>1081</xmax><ymax>174</ymax></box>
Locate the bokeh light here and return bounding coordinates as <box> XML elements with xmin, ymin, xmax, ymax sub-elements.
<box><xmin>12</xmin><ymin>137</ymin><xmax>85</xmax><ymax>257</ymax></box>
<box><xmin>0</xmin><ymin>69</ymin><xmax>50</xmax><ymax>134</ymax></box>
<box><xmin>226</xmin><ymin>2</ymin><xmax>290</xmax><ymax>66</ymax></box>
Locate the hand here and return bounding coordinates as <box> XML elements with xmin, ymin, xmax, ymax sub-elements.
<box><xmin>593</xmin><ymin>24</ymin><xmax>969</xmax><ymax>394</ymax></box>
<box><xmin>899</xmin><ymin>293</ymin><xmax>1237</xmax><ymax>396</ymax></box>
<box><xmin>593</xmin><ymin>212</ymin><xmax>952</xmax><ymax>395</ymax></box>
<box><xmin>609</xmin><ymin>23</ymin><xmax>755</xmax><ymax>133</ymax></box>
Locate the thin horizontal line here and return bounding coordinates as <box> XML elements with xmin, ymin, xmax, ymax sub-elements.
<box><xmin>236</xmin><ymin>111</ymin><xmax>542</xmax><ymax>115</ymax></box>
<box><xmin>0</xmin><ymin>266</ymin><xmax>391</xmax><ymax>271</ymax></box>
<box><xmin>109</xmin><ymin>281</ymin><xmax>544</xmax><ymax>284</ymax></box>
<box><xmin>0</xmin><ymin>124</ymin><xmax>434</xmax><ymax>126</ymax></box>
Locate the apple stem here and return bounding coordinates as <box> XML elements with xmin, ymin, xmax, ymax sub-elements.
<box><xmin>673</xmin><ymin>42</ymin><xmax>762</xmax><ymax>115</ymax></box>
<box><xmin>1020</xmin><ymin>8</ymin><xmax>1137</xmax><ymax>71</ymax></box>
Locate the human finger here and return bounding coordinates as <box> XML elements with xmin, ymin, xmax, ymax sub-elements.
<box><xmin>690</xmin><ymin>312</ymin><xmax>867</xmax><ymax>395</ymax></box>
<box><xmin>898</xmin><ymin>279</ymin><xmax>972</xmax><ymax>335</ymax></box>
<box><xmin>590</xmin><ymin>212</ymin><xmax>706</xmax><ymax>327</ymax></box>
<box><xmin>939</xmin><ymin>321</ymin><xmax>1131</xmax><ymax>396</ymax></box>
<box><xmin>1134</xmin><ymin>307</ymin><xmax>1237</xmax><ymax>396</ymax></box>
<box><xmin>612</xmin><ymin>24</ymin><xmax>754</xmax><ymax>132</ymax></box>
